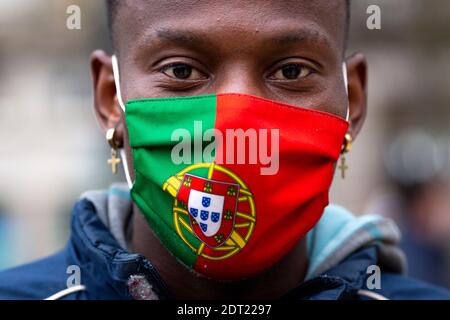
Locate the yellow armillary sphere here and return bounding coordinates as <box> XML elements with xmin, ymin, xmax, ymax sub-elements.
<box><xmin>162</xmin><ymin>162</ymin><xmax>256</xmax><ymax>260</ymax></box>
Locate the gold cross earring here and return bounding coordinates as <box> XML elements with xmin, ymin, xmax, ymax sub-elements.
<box><xmin>106</xmin><ymin>128</ymin><xmax>121</xmax><ymax>174</ymax></box>
<box><xmin>338</xmin><ymin>133</ymin><xmax>353</xmax><ymax>179</ymax></box>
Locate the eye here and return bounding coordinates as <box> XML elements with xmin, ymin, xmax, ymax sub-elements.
<box><xmin>161</xmin><ymin>63</ymin><xmax>206</xmax><ymax>80</ymax></box>
<box><xmin>269</xmin><ymin>64</ymin><xmax>313</xmax><ymax>80</ymax></box>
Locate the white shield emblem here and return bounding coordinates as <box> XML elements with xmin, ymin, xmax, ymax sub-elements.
<box><xmin>188</xmin><ymin>189</ymin><xmax>224</xmax><ymax>237</ymax></box>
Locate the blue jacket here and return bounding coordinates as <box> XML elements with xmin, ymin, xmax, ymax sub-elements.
<box><xmin>0</xmin><ymin>185</ymin><xmax>449</xmax><ymax>300</ymax></box>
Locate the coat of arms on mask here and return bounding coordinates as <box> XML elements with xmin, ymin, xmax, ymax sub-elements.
<box><xmin>162</xmin><ymin>162</ymin><xmax>256</xmax><ymax>260</ymax></box>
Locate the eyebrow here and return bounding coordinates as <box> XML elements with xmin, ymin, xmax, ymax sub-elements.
<box><xmin>273</xmin><ymin>29</ymin><xmax>332</xmax><ymax>48</ymax></box>
<box><xmin>155</xmin><ymin>28</ymin><xmax>207</xmax><ymax>46</ymax></box>
<box><xmin>152</xmin><ymin>27</ymin><xmax>332</xmax><ymax>49</ymax></box>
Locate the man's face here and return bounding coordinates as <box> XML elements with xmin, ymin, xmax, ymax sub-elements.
<box><xmin>91</xmin><ymin>0</ymin><xmax>366</xmax><ymax>179</ymax></box>
<box><xmin>114</xmin><ymin>0</ymin><xmax>348</xmax><ymax>117</ymax></box>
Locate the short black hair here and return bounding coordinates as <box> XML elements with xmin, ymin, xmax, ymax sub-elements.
<box><xmin>106</xmin><ymin>0</ymin><xmax>350</xmax><ymax>51</ymax></box>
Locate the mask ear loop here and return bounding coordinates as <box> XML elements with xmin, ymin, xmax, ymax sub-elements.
<box><xmin>112</xmin><ymin>55</ymin><xmax>126</xmax><ymax>112</ymax></box>
<box><xmin>120</xmin><ymin>149</ymin><xmax>133</xmax><ymax>189</ymax></box>
<box><xmin>342</xmin><ymin>63</ymin><xmax>350</xmax><ymax>122</ymax></box>
<box><xmin>338</xmin><ymin>63</ymin><xmax>352</xmax><ymax>179</ymax></box>
<box><xmin>112</xmin><ymin>54</ymin><xmax>133</xmax><ymax>189</ymax></box>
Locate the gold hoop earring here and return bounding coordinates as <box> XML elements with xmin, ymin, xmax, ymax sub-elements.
<box><xmin>106</xmin><ymin>128</ymin><xmax>121</xmax><ymax>174</ymax></box>
<box><xmin>338</xmin><ymin>133</ymin><xmax>353</xmax><ymax>179</ymax></box>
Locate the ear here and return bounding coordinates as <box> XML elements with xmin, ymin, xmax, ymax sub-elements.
<box><xmin>345</xmin><ymin>53</ymin><xmax>368</xmax><ymax>140</ymax></box>
<box><xmin>90</xmin><ymin>50</ymin><xmax>124</xmax><ymax>147</ymax></box>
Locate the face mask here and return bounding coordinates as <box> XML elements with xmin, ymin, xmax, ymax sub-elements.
<box><xmin>112</xmin><ymin>56</ymin><xmax>349</xmax><ymax>280</ymax></box>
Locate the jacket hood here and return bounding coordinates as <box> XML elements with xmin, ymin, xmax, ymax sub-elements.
<box><xmin>306</xmin><ymin>204</ymin><xmax>406</xmax><ymax>279</ymax></box>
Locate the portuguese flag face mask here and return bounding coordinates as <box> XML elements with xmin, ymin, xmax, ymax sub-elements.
<box><xmin>112</xmin><ymin>56</ymin><xmax>349</xmax><ymax>280</ymax></box>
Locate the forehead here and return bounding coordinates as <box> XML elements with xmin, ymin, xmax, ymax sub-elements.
<box><xmin>114</xmin><ymin>0</ymin><xmax>346</xmax><ymax>55</ymax></box>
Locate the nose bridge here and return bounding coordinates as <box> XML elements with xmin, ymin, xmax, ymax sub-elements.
<box><xmin>214</xmin><ymin>60</ymin><xmax>265</xmax><ymax>97</ymax></box>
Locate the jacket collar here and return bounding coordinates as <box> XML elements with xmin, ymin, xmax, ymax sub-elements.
<box><xmin>284</xmin><ymin>245</ymin><xmax>378</xmax><ymax>300</ymax></box>
<box><xmin>67</xmin><ymin>198</ymin><xmax>172</xmax><ymax>300</ymax></box>
<box><xmin>68</xmin><ymin>197</ymin><xmax>380</xmax><ymax>300</ymax></box>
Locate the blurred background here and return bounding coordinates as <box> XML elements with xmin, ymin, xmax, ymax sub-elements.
<box><xmin>0</xmin><ymin>0</ymin><xmax>449</xmax><ymax>288</ymax></box>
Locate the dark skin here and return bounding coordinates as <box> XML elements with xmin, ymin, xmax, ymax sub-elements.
<box><xmin>90</xmin><ymin>0</ymin><xmax>367</xmax><ymax>299</ymax></box>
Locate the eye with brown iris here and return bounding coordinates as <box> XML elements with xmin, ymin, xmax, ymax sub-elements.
<box><xmin>270</xmin><ymin>64</ymin><xmax>313</xmax><ymax>80</ymax></box>
<box><xmin>161</xmin><ymin>63</ymin><xmax>205</xmax><ymax>80</ymax></box>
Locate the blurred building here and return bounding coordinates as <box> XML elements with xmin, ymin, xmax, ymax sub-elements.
<box><xmin>331</xmin><ymin>0</ymin><xmax>450</xmax><ymax>211</ymax></box>
<box><xmin>0</xmin><ymin>0</ymin><xmax>121</xmax><ymax>267</ymax></box>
